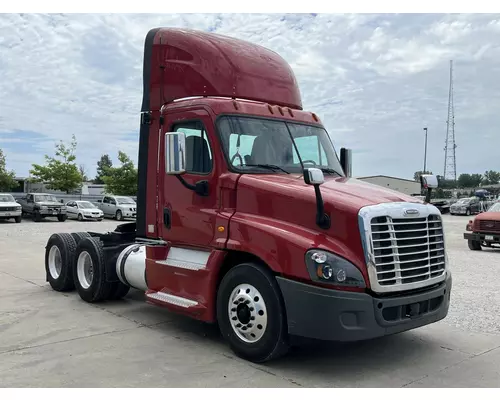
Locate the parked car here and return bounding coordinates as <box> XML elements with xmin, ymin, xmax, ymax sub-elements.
<box><xmin>464</xmin><ymin>201</ymin><xmax>500</xmax><ymax>250</ymax></box>
<box><xmin>96</xmin><ymin>195</ymin><xmax>136</xmax><ymax>221</ymax></box>
<box><xmin>450</xmin><ymin>197</ymin><xmax>481</xmax><ymax>216</ymax></box>
<box><xmin>65</xmin><ymin>200</ymin><xmax>104</xmax><ymax>221</ymax></box>
<box><xmin>0</xmin><ymin>193</ymin><xmax>22</xmax><ymax>223</ymax></box>
<box><xmin>17</xmin><ymin>193</ymin><xmax>67</xmax><ymax>222</ymax></box>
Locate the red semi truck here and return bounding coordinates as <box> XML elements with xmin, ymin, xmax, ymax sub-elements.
<box><xmin>44</xmin><ymin>27</ymin><xmax>452</xmax><ymax>363</ymax></box>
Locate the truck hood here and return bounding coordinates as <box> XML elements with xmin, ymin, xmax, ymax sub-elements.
<box><xmin>238</xmin><ymin>174</ymin><xmax>421</xmax><ymax>214</ymax></box>
<box><xmin>475</xmin><ymin>211</ymin><xmax>500</xmax><ymax>221</ymax></box>
<box><xmin>0</xmin><ymin>202</ymin><xmax>20</xmax><ymax>207</ymax></box>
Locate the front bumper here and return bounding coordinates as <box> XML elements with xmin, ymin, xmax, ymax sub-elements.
<box><xmin>121</xmin><ymin>210</ymin><xmax>136</xmax><ymax>218</ymax></box>
<box><xmin>39</xmin><ymin>210</ymin><xmax>66</xmax><ymax>217</ymax></box>
<box><xmin>464</xmin><ymin>232</ymin><xmax>500</xmax><ymax>243</ymax></box>
<box><xmin>276</xmin><ymin>272</ymin><xmax>452</xmax><ymax>342</ymax></box>
<box><xmin>82</xmin><ymin>213</ymin><xmax>103</xmax><ymax>220</ymax></box>
<box><xmin>450</xmin><ymin>208</ymin><xmax>468</xmax><ymax>215</ymax></box>
<box><xmin>0</xmin><ymin>210</ymin><xmax>21</xmax><ymax>217</ymax></box>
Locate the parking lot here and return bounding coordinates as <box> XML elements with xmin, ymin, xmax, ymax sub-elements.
<box><xmin>0</xmin><ymin>214</ymin><xmax>499</xmax><ymax>387</ymax></box>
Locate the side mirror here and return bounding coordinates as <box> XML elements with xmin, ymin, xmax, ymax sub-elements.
<box><xmin>340</xmin><ymin>148</ymin><xmax>352</xmax><ymax>177</ymax></box>
<box><xmin>165</xmin><ymin>132</ymin><xmax>186</xmax><ymax>175</ymax></box>
<box><xmin>304</xmin><ymin>168</ymin><xmax>325</xmax><ymax>186</ymax></box>
<box><xmin>420</xmin><ymin>174</ymin><xmax>438</xmax><ymax>189</ymax></box>
<box><xmin>303</xmin><ymin>168</ymin><xmax>330</xmax><ymax>230</ymax></box>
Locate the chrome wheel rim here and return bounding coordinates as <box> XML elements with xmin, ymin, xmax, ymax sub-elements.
<box><xmin>77</xmin><ymin>251</ymin><xmax>94</xmax><ymax>289</ymax></box>
<box><xmin>228</xmin><ymin>284</ymin><xmax>268</xmax><ymax>343</ymax></box>
<box><xmin>48</xmin><ymin>245</ymin><xmax>62</xmax><ymax>279</ymax></box>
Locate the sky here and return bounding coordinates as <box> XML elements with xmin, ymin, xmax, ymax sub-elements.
<box><xmin>1</xmin><ymin>12</ymin><xmax>500</xmax><ymax>180</ymax></box>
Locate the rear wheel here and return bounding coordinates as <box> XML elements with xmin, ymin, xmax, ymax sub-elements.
<box><xmin>71</xmin><ymin>231</ymin><xmax>91</xmax><ymax>244</ymax></box>
<box><xmin>73</xmin><ymin>237</ymin><xmax>114</xmax><ymax>303</ymax></box>
<box><xmin>45</xmin><ymin>233</ymin><xmax>77</xmax><ymax>291</ymax></box>
<box><xmin>468</xmin><ymin>239</ymin><xmax>482</xmax><ymax>251</ymax></box>
<box><xmin>217</xmin><ymin>262</ymin><xmax>289</xmax><ymax>363</ymax></box>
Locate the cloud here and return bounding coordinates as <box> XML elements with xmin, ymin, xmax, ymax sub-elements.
<box><xmin>1</xmin><ymin>12</ymin><xmax>500</xmax><ymax>181</ymax></box>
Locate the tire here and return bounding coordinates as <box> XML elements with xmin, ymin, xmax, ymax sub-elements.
<box><xmin>116</xmin><ymin>210</ymin><xmax>123</xmax><ymax>221</ymax></box>
<box><xmin>468</xmin><ymin>240</ymin><xmax>482</xmax><ymax>251</ymax></box>
<box><xmin>78</xmin><ymin>213</ymin><xmax>83</xmax><ymax>221</ymax></box>
<box><xmin>466</xmin><ymin>209</ymin><xmax>471</xmax><ymax>216</ymax></box>
<box><xmin>14</xmin><ymin>216</ymin><xmax>22</xmax><ymax>223</ymax></box>
<box><xmin>73</xmin><ymin>237</ymin><xmax>114</xmax><ymax>303</ymax></box>
<box><xmin>71</xmin><ymin>231</ymin><xmax>91</xmax><ymax>244</ymax></box>
<box><xmin>33</xmin><ymin>211</ymin><xmax>42</xmax><ymax>222</ymax></box>
<box><xmin>216</xmin><ymin>262</ymin><xmax>290</xmax><ymax>363</ymax></box>
<box><xmin>58</xmin><ymin>214</ymin><xmax>67</xmax><ymax>222</ymax></box>
<box><xmin>108</xmin><ymin>281</ymin><xmax>130</xmax><ymax>300</ymax></box>
<box><xmin>45</xmin><ymin>233</ymin><xmax>77</xmax><ymax>292</ymax></box>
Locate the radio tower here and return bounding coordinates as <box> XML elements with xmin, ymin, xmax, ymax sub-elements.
<box><xmin>443</xmin><ymin>60</ymin><xmax>457</xmax><ymax>181</ymax></box>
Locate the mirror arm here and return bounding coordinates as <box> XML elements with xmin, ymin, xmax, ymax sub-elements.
<box><xmin>314</xmin><ymin>185</ymin><xmax>330</xmax><ymax>229</ymax></box>
<box><xmin>175</xmin><ymin>175</ymin><xmax>209</xmax><ymax>197</ymax></box>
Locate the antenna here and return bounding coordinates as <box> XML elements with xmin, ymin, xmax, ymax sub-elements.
<box><xmin>443</xmin><ymin>60</ymin><xmax>457</xmax><ymax>181</ymax></box>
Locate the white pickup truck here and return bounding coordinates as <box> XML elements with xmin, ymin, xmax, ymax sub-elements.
<box><xmin>0</xmin><ymin>193</ymin><xmax>22</xmax><ymax>223</ymax></box>
<box><xmin>95</xmin><ymin>195</ymin><xmax>136</xmax><ymax>221</ymax></box>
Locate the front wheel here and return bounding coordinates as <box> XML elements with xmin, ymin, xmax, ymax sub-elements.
<box><xmin>78</xmin><ymin>213</ymin><xmax>83</xmax><ymax>221</ymax></box>
<box><xmin>14</xmin><ymin>216</ymin><xmax>22</xmax><ymax>223</ymax></box>
<box><xmin>217</xmin><ymin>262</ymin><xmax>289</xmax><ymax>363</ymax></box>
<box><xmin>468</xmin><ymin>239</ymin><xmax>482</xmax><ymax>251</ymax></box>
<box><xmin>58</xmin><ymin>214</ymin><xmax>67</xmax><ymax>222</ymax></box>
<box><xmin>466</xmin><ymin>209</ymin><xmax>471</xmax><ymax>216</ymax></box>
<box><xmin>116</xmin><ymin>210</ymin><xmax>123</xmax><ymax>221</ymax></box>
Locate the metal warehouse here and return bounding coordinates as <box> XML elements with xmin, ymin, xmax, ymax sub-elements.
<box><xmin>356</xmin><ymin>175</ymin><xmax>421</xmax><ymax>196</ymax></box>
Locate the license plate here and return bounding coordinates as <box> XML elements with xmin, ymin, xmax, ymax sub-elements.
<box><xmin>4</xmin><ymin>213</ymin><xmax>11</xmax><ymax>216</ymax></box>
<box><xmin>485</xmin><ymin>235</ymin><xmax>494</xmax><ymax>241</ymax></box>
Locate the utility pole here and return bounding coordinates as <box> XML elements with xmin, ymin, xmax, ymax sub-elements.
<box><xmin>423</xmin><ymin>127</ymin><xmax>428</xmax><ymax>173</ymax></box>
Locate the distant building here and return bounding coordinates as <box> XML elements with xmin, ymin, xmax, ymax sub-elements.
<box><xmin>13</xmin><ymin>177</ymin><xmax>106</xmax><ymax>196</ymax></box>
<box><xmin>355</xmin><ymin>175</ymin><xmax>421</xmax><ymax>196</ymax></box>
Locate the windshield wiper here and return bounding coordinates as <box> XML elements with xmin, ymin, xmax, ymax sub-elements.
<box><xmin>243</xmin><ymin>164</ymin><xmax>290</xmax><ymax>174</ymax></box>
<box><xmin>317</xmin><ymin>167</ymin><xmax>342</xmax><ymax>176</ymax></box>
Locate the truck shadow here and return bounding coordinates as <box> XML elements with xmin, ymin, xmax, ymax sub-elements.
<box><xmin>109</xmin><ymin>290</ymin><xmax>438</xmax><ymax>383</ymax></box>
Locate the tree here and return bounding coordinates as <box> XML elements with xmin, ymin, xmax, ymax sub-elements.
<box><xmin>95</xmin><ymin>154</ymin><xmax>113</xmax><ymax>184</ymax></box>
<box><xmin>437</xmin><ymin>175</ymin><xmax>457</xmax><ymax>189</ymax></box>
<box><xmin>29</xmin><ymin>134</ymin><xmax>82</xmax><ymax>194</ymax></box>
<box><xmin>413</xmin><ymin>170</ymin><xmax>433</xmax><ymax>182</ymax></box>
<box><xmin>0</xmin><ymin>148</ymin><xmax>18</xmax><ymax>191</ymax></box>
<box><xmin>483</xmin><ymin>170</ymin><xmax>500</xmax><ymax>186</ymax></box>
<box><xmin>79</xmin><ymin>164</ymin><xmax>89</xmax><ymax>182</ymax></box>
<box><xmin>457</xmin><ymin>173</ymin><xmax>482</xmax><ymax>188</ymax></box>
<box><xmin>102</xmin><ymin>151</ymin><xmax>138</xmax><ymax>196</ymax></box>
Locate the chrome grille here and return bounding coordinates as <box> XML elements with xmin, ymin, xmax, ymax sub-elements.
<box><xmin>370</xmin><ymin>214</ymin><xmax>446</xmax><ymax>289</ymax></box>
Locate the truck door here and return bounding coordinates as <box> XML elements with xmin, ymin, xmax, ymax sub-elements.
<box><xmin>159</xmin><ymin>109</ymin><xmax>219</xmax><ymax>248</ymax></box>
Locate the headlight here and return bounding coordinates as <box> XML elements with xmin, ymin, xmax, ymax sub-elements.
<box><xmin>16</xmin><ymin>206</ymin><xmax>21</xmax><ymax>210</ymax></box>
<box><xmin>305</xmin><ymin>250</ymin><xmax>366</xmax><ymax>288</ymax></box>
<box><xmin>129</xmin><ymin>208</ymin><xmax>134</xmax><ymax>211</ymax></box>
<box><xmin>61</xmin><ymin>206</ymin><xmax>66</xmax><ymax>211</ymax></box>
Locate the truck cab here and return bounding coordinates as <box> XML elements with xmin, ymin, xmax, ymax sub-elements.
<box><xmin>44</xmin><ymin>28</ymin><xmax>452</xmax><ymax>363</ymax></box>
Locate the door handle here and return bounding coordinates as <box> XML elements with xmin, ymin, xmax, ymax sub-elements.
<box><xmin>163</xmin><ymin>207</ymin><xmax>171</xmax><ymax>229</ymax></box>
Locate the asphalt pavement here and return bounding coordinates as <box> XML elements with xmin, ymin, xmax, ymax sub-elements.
<box><xmin>0</xmin><ymin>214</ymin><xmax>499</xmax><ymax>387</ymax></box>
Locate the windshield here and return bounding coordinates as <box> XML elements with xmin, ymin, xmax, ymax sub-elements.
<box><xmin>488</xmin><ymin>202</ymin><xmax>500</xmax><ymax>212</ymax></box>
<box><xmin>78</xmin><ymin>201</ymin><xmax>95</xmax><ymax>209</ymax></box>
<box><xmin>34</xmin><ymin>195</ymin><xmax>58</xmax><ymax>202</ymax></box>
<box><xmin>116</xmin><ymin>197</ymin><xmax>135</xmax><ymax>205</ymax></box>
<box><xmin>217</xmin><ymin>116</ymin><xmax>345</xmax><ymax>175</ymax></box>
<box><xmin>0</xmin><ymin>194</ymin><xmax>16</xmax><ymax>202</ymax></box>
